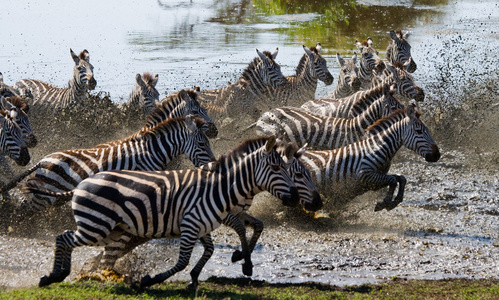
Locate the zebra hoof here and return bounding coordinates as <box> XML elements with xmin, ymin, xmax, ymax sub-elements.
<box><xmin>385</xmin><ymin>201</ymin><xmax>400</xmax><ymax>211</ymax></box>
<box><xmin>139</xmin><ymin>274</ymin><xmax>153</xmax><ymax>289</ymax></box>
<box><xmin>39</xmin><ymin>275</ymin><xmax>52</xmax><ymax>287</ymax></box>
<box><xmin>374</xmin><ymin>201</ymin><xmax>386</xmax><ymax>212</ymax></box>
<box><xmin>242</xmin><ymin>261</ymin><xmax>253</xmax><ymax>277</ymax></box>
<box><xmin>187</xmin><ymin>281</ymin><xmax>199</xmax><ymax>292</ymax></box>
<box><xmin>231</xmin><ymin>250</ymin><xmax>243</xmax><ymax>263</ymax></box>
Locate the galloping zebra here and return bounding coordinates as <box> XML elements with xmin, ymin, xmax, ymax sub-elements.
<box><xmin>369</xmin><ymin>62</ymin><xmax>424</xmax><ymax>102</ymax></box>
<box><xmin>299</xmin><ymin>102</ymin><xmax>440</xmax><ymax>211</ymax></box>
<box><xmin>25</xmin><ymin>135</ymin><xmax>300</xmax><ymax>289</ymax></box>
<box><xmin>326</xmin><ymin>52</ymin><xmax>361</xmax><ymax>99</ymax></box>
<box><xmin>197</xmin><ymin>48</ymin><xmax>286</xmax><ymax>120</ymax></box>
<box><xmin>256</xmin><ymin>84</ymin><xmax>404</xmax><ymax>150</ymax></box>
<box><xmin>0</xmin><ymin>109</ymin><xmax>30</xmax><ymax>167</ymax></box>
<box><xmin>355</xmin><ymin>38</ymin><xmax>385</xmax><ymax>89</ymax></box>
<box><xmin>13</xmin><ymin>49</ymin><xmax>97</xmax><ymax>109</ymax></box>
<box><xmin>1</xmin><ymin>116</ymin><xmax>215</xmax><ymax>209</ymax></box>
<box><xmin>265</xmin><ymin>44</ymin><xmax>334</xmax><ymax>108</ymax></box>
<box><xmin>0</xmin><ymin>96</ymin><xmax>37</xmax><ymax>147</ymax></box>
<box><xmin>92</xmin><ymin>137</ymin><xmax>322</xmax><ymax>273</ymax></box>
<box><xmin>119</xmin><ymin>73</ymin><xmax>160</xmax><ymax>115</ymax></box>
<box><xmin>300</xmin><ymin>63</ymin><xmax>423</xmax><ymax>117</ymax></box>
<box><xmin>386</xmin><ymin>30</ymin><xmax>417</xmax><ymax>73</ymax></box>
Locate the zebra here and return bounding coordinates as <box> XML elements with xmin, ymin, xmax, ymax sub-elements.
<box><xmin>13</xmin><ymin>49</ymin><xmax>97</xmax><ymax>109</ymax></box>
<box><xmin>299</xmin><ymin>102</ymin><xmax>440</xmax><ymax>211</ymax></box>
<box><xmin>24</xmin><ymin>135</ymin><xmax>300</xmax><ymax>289</ymax></box>
<box><xmin>369</xmin><ymin>61</ymin><xmax>424</xmax><ymax>102</ymax></box>
<box><xmin>0</xmin><ymin>109</ymin><xmax>30</xmax><ymax>167</ymax></box>
<box><xmin>386</xmin><ymin>30</ymin><xmax>417</xmax><ymax>73</ymax></box>
<box><xmin>355</xmin><ymin>38</ymin><xmax>386</xmax><ymax>89</ymax></box>
<box><xmin>1</xmin><ymin>116</ymin><xmax>215</xmax><ymax>209</ymax></box>
<box><xmin>0</xmin><ymin>72</ymin><xmax>21</xmax><ymax>98</ymax></box>
<box><xmin>197</xmin><ymin>48</ymin><xmax>286</xmax><ymax>121</ymax></box>
<box><xmin>0</xmin><ymin>96</ymin><xmax>37</xmax><ymax>147</ymax></box>
<box><xmin>91</xmin><ymin>137</ymin><xmax>322</xmax><ymax>273</ymax></box>
<box><xmin>263</xmin><ymin>44</ymin><xmax>334</xmax><ymax>108</ymax></box>
<box><xmin>326</xmin><ymin>52</ymin><xmax>361</xmax><ymax>99</ymax></box>
<box><xmin>256</xmin><ymin>83</ymin><xmax>404</xmax><ymax>150</ymax></box>
<box><xmin>119</xmin><ymin>73</ymin><xmax>160</xmax><ymax>115</ymax></box>
<box><xmin>300</xmin><ymin>63</ymin><xmax>424</xmax><ymax>117</ymax></box>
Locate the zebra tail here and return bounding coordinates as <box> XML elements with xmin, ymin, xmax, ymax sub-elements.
<box><xmin>22</xmin><ymin>178</ymin><xmax>74</xmax><ymax>200</ymax></box>
<box><xmin>0</xmin><ymin>163</ymin><xmax>40</xmax><ymax>193</ymax></box>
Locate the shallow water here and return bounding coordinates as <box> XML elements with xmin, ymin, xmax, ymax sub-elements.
<box><xmin>1</xmin><ymin>0</ymin><xmax>498</xmax><ymax>290</ymax></box>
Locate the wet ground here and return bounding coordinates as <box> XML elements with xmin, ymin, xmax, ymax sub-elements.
<box><xmin>1</xmin><ymin>0</ymin><xmax>498</xmax><ymax>290</ymax></box>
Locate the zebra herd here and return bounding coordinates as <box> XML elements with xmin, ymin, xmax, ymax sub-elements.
<box><xmin>0</xmin><ymin>30</ymin><xmax>441</xmax><ymax>289</ymax></box>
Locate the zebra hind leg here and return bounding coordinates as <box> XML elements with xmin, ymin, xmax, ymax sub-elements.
<box><xmin>39</xmin><ymin>231</ymin><xmax>76</xmax><ymax>287</ymax></box>
<box><xmin>187</xmin><ymin>234</ymin><xmax>215</xmax><ymax>291</ymax></box>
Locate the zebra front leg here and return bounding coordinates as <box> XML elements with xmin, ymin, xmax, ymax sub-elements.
<box><xmin>188</xmin><ymin>234</ymin><xmax>215</xmax><ymax>291</ymax></box>
<box><xmin>373</xmin><ymin>174</ymin><xmax>406</xmax><ymax>211</ymax></box>
<box><xmin>222</xmin><ymin>213</ymin><xmax>253</xmax><ymax>276</ymax></box>
<box><xmin>39</xmin><ymin>231</ymin><xmax>76</xmax><ymax>287</ymax></box>
<box><xmin>388</xmin><ymin>175</ymin><xmax>406</xmax><ymax>210</ymax></box>
<box><xmin>231</xmin><ymin>213</ymin><xmax>263</xmax><ymax>264</ymax></box>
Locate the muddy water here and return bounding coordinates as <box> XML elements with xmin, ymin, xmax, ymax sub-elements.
<box><xmin>1</xmin><ymin>0</ymin><xmax>499</xmax><ymax>289</ymax></box>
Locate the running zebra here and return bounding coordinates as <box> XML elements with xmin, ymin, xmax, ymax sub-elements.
<box><xmin>0</xmin><ymin>96</ymin><xmax>37</xmax><ymax>147</ymax></box>
<box><xmin>256</xmin><ymin>83</ymin><xmax>404</xmax><ymax>150</ymax></box>
<box><xmin>26</xmin><ymin>135</ymin><xmax>299</xmax><ymax>289</ymax></box>
<box><xmin>1</xmin><ymin>116</ymin><xmax>215</xmax><ymax>209</ymax></box>
<box><xmin>119</xmin><ymin>73</ymin><xmax>160</xmax><ymax>115</ymax></box>
<box><xmin>0</xmin><ymin>109</ymin><xmax>30</xmax><ymax>167</ymax></box>
<box><xmin>299</xmin><ymin>102</ymin><xmax>440</xmax><ymax>211</ymax></box>
<box><xmin>300</xmin><ymin>63</ymin><xmax>424</xmax><ymax>117</ymax></box>
<box><xmin>355</xmin><ymin>38</ymin><xmax>385</xmax><ymax>89</ymax></box>
<box><xmin>265</xmin><ymin>44</ymin><xmax>334</xmax><ymax>108</ymax></box>
<box><xmin>325</xmin><ymin>52</ymin><xmax>361</xmax><ymax>99</ymax></box>
<box><xmin>386</xmin><ymin>30</ymin><xmax>417</xmax><ymax>73</ymax></box>
<box><xmin>13</xmin><ymin>49</ymin><xmax>97</xmax><ymax>109</ymax></box>
<box><xmin>93</xmin><ymin>137</ymin><xmax>322</xmax><ymax>273</ymax></box>
<box><xmin>197</xmin><ymin>48</ymin><xmax>286</xmax><ymax>120</ymax></box>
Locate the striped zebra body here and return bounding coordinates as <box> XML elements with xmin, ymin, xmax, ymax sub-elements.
<box><xmin>28</xmin><ymin>136</ymin><xmax>299</xmax><ymax>288</ymax></box>
<box><xmin>120</xmin><ymin>73</ymin><xmax>160</xmax><ymax>115</ymax></box>
<box><xmin>18</xmin><ymin>116</ymin><xmax>215</xmax><ymax>210</ymax></box>
<box><xmin>370</xmin><ymin>62</ymin><xmax>424</xmax><ymax>102</ymax></box>
<box><xmin>326</xmin><ymin>52</ymin><xmax>361</xmax><ymax>99</ymax></box>
<box><xmin>299</xmin><ymin>103</ymin><xmax>440</xmax><ymax>211</ymax></box>
<box><xmin>0</xmin><ymin>110</ymin><xmax>30</xmax><ymax>166</ymax></box>
<box><xmin>197</xmin><ymin>49</ymin><xmax>286</xmax><ymax>120</ymax></box>
<box><xmin>0</xmin><ymin>72</ymin><xmax>21</xmax><ymax>98</ymax></box>
<box><xmin>355</xmin><ymin>38</ymin><xmax>385</xmax><ymax>89</ymax></box>
<box><xmin>386</xmin><ymin>30</ymin><xmax>417</xmax><ymax>73</ymax></box>
<box><xmin>256</xmin><ymin>86</ymin><xmax>404</xmax><ymax>150</ymax></box>
<box><xmin>0</xmin><ymin>96</ymin><xmax>37</xmax><ymax>147</ymax></box>
<box><xmin>13</xmin><ymin>49</ymin><xmax>97</xmax><ymax>109</ymax></box>
<box><xmin>96</xmin><ymin>137</ymin><xmax>322</xmax><ymax>271</ymax></box>
<box><xmin>264</xmin><ymin>44</ymin><xmax>334</xmax><ymax>107</ymax></box>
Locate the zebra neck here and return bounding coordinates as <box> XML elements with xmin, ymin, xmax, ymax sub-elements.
<box><xmin>68</xmin><ymin>69</ymin><xmax>88</xmax><ymax>100</ymax></box>
<box><xmin>368</xmin><ymin>121</ymin><xmax>405</xmax><ymax>161</ymax></box>
<box><xmin>330</xmin><ymin>79</ymin><xmax>352</xmax><ymax>99</ymax></box>
<box><xmin>359</xmin><ymin>61</ymin><xmax>374</xmax><ymax>85</ymax></box>
<box><xmin>355</xmin><ymin>99</ymin><xmax>384</xmax><ymax>130</ymax></box>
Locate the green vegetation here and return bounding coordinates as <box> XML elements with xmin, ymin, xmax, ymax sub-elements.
<box><xmin>1</xmin><ymin>277</ymin><xmax>498</xmax><ymax>300</ymax></box>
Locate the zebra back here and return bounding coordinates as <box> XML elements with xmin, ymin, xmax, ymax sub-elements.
<box><xmin>386</xmin><ymin>30</ymin><xmax>417</xmax><ymax>73</ymax></box>
<box><xmin>326</xmin><ymin>52</ymin><xmax>361</xmax><ymax>99</ymax></box>
<box><xmin>370</xmin><ymin>62</ymin><xmax>424</xmax><ymax>102</ymax></box>
<box><xmin>0</xmin><ymin>96</ymin><xmax>37</xmax><ymax>147</ymax></box>
<box><xmin>356</xmin><ymin>38</ymin><xmax>386</xmax><ymax>89</ymax></box>
<box><xmin>120</xmin><ymin>72</ymin><xmax>160</xmax><ymax>115</ymax></box>
<box><xmin>0</xmin><ymin>110</ymin><xmax>30</xmax><ymax>166</ymax></box>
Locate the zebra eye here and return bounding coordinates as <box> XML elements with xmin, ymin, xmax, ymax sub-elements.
<box><xmin>294</xmin><ymin>172</ymin><xmax>304</xmax><ymax>179</ymax></box>
<box><xmin>416</xmin><ymin>129</ymin><xmax>423</xmax><ymax>134</ymax></box>
<box><xmin>271</xmin><ymin>164</ymin><xmax>280</xmax><ymax>171</ymax></box>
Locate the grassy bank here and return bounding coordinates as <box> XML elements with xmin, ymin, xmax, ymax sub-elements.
<box><xmin>1</xmin><ymin>277</ymin><xmax>498</xmax><ymax>300</ymax></box>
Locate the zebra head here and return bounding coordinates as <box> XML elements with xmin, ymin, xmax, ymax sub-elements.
<box><xmin>0</xmin><ymin>96</ymin><xmax>37</xmax><ymax>148</ymax></box>
<box><xmin>134</xmin><ymin>72</ymin><xmax>160</xmax><ymax>114</ymax></box>
<box><xmin>181</xmin><ymin>88</ymin><xmax>218</xmax><ymax>138</ymax></box>
<box><xmin>387</xmin><ymin>30</ymin><xmax>417</xmax><ymax>73</ymax></box>
<box><xmin>255</xmin><ymin>48</ymin><xmax>286</xmax><ymax>88</ymax></box>
<box><xmin>255</xmin><ymin>136</ymin><xmax>300</xmax><ymax>207</ymax></box>
<box><xmin>281</xmin><ymin>142</ymin><xmax>323</xmax><ymax>212</ymax></box>
<box><xmin>402</xmin><ymin>102</ymin><xmax>440</xmax><ymax>162</ymax></box>
<box><xmin>70</xmin><ymin>49</ymin><xmax>97</xmax><ymax>91</ymax></box>
<box><xmin>387</xmin><ymin>63</ymin><xmax>424</xmax><ymax>102</ymax></box>
<box><xmin>182</xmin><ymin>115</ymin><xmax>216</xmax><ymax>167</ymax></box>
<box><xmin>356</xmin><ymin>38</ymin><xmax>386</xmax><ymax>74</ymax></box>
<box><xmin>380</xmin><ymin>83</ymin><xmax>405</xmax><ymax>115</ymax></box>
<box><xmin>336</xmin><ymin>52</ymin><xmax>362</xmax><ymax>92</ymax></box>
<box><xmin>302</xmin><ymin>44</ymin><xmax>334</xmax><ymax>85</ymax></box>
<box><xmin>0</xmin><ymin>110</ymin><xmax>30</xmax><ymax>166</ymax></box>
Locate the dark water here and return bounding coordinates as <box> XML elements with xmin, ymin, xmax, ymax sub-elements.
<box><xmin>0</xmin><ymin>0</ymin><xmax>498</xmax><ymax>289</ymax></box>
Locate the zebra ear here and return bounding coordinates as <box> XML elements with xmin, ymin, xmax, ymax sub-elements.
<box><xmin>0</xmin><ymin>96</ymin><xmax>10</xmax><ymax>110</ymax></box>
<box><xmin>272</xmin><ymin>48</ymin><xmax>279</xmax><ymax>59</ymax></box>
<box><xmin>352</xmin><ymin>52</ymin><xmax>357</xmax><ymax>65</ymax></box>
<box><xmin>135</xmin><ymin>73</ymin><xmax>145</xmax><ymax>87</ymax></box>
<box><xmin>355</xmin><ymin>40</ymin><xmax>363</xmax><ymax>52</ymax></box>
<box><xmin>70</xmin><ymin>48</ymin><xmax>80</xmax><ymax>64</ymax></box>
<box><xmin>193</xmin><ymin>86</ymin><xmax>201</xmax><ymax>95</ymax></box>
<box><xmin>276</xmin><ymin>134</ymin><xmax>285</xmax><ymax>146</ymax></box>
<box><xmin>403</xmin><ymin>57</ymin><xmax>413</xmax><ymax>70</ymax></box>
<box><xmin>390</xmin><ymin>30</ymin><xmax>399</xmax><ymax>41</ymax></box>
<box><xmin>151</xmin><ymin>74</ymin><xmax>159</xmax><ymax>87</ymax></box>
<box><xmin>389</xmin><ymin>83</ymin><xmax>397</xmax><ymax>94</ymax></box>
<box><xmin>295</xmin><ymin>143</ymin><xmax>307</xmax><ymax>158</ymax></box>
<box><xmin>367</xmin><ymin>37</ymin><xmax>373</xmax><ymax>48</ymax></box>
<box><xmin>315</xmin><ymin>42</ymin><xmax>322</xmax><ymax>54</ymax></box>
<box><xmin>336</xmin><ymin>53</ymin><xmax>345</xmax><ymax>67</ymax></box>
<box><xmin>265</xmin><ymin>135</ymin><xmax>277</xmax><ymax>152</ymax></box>
<box><xmin>303</xmin><ymin>45</ymin><xmax>313</xmax><ymax>58</ymax></box>
<box><xmin>403</xmin><ymin>30</ymin><xmax>411</xmax><ymax>39</ymax></box>
<box><xmin>256</xmin><ymin>49</ymin><xmax>269</xmax><ymax>65</ymax></box>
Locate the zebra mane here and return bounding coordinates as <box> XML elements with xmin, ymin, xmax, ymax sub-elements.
<box><xmin>391</xmin><ymin>61</ymin><xmax>406</xmax><ymax>70</ymax></box>
<box><xmin>361</xmin><ymin>40</ymin><xmax>370</xmax><ymax>47</ymax></box>
<box><xmin>209</xmin><ymin>136</ymin><xmax>270</xmax><ymax>172</ymax></box>
<box><xmin>141</xmin><ymin>72</ymin><xmax>155</xmax><ymax>85</ymax></box>
<box><xmin>365</xmin><ymin>109</ymin><xmax>407</xmax><ymax>134</ymax></box>
<box><xmin>396</xmin><ymin>30</ymin><xmax>403</xmax><ymax>39</ymax></box>
<box><xmin>145</xmin><ymin>88</ymin><xmax>197</xmax><ymax>123</ymax></box>
<box><xmin>239</xmin><ymin>51</ymin><xmax>274</xmax><ymax>82</ymax></box>
<box><xmin>5</xmin><ymin>96</ymin><xmax>29</xmax><ymax>111</ymax></box>
<box><xmin>295</xmin><ymin>46</ymin><xmax>321</xmax><ymax>75</ymax></box>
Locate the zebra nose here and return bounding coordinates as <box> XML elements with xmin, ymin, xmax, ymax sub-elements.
<box><xmin>376</xmin><ymin>60</ymin><xmax>386</xmax><ymax>72</ymax></box>
<box><xmin>88</xmin><ymin>78</ymin><xmax>97</xmax><ymax>90</ymax></box>
<box><xmin>407</xmin><ymin>60</ymin><xmax>417</xmax><ymax>73</ymax></box>
<box><xmin>415</xmin><ymin>87</ymin><xmax>425</xmax><ymax>102</ymax></box>
<box><xmin>324</xmin><ymin>73</ymin><xmax>334</xmax><ymax>85</ymax></box>
<box><xmin>303</xmin><ymin>191</ymin><xmax>323</xmax><ymax>212</ymax></box>
<box><xmin>16</xmin><ymin>147</ymin><xmax>31</xmax><ymax>166</ymax></box>
<box><xmin>352</xmin><ymin>77</ymin><xmax>362</xmax><ymax>90</ymax></box>
<box><xmin>425</xmin><ymin>144</ymin><xmax>441</xmax><ymax>162</ymax></box>
<box><xmin>205</xmin><ymin>123</ymin><xmax>218</xmax><ymax>139</ymax></box>
<box><xmin>26</xmin><ymin>134</ymin><xmax>38</xmax><ymax>148</ymax></box>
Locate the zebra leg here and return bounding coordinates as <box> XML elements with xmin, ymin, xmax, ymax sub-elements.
<box><xmin>222</xmin><ymin>213</ymin><xmax>253</xmax><ymax>276</ymax></box>
<box><xmin>187</xmin><ymin>234</ymin><xmax>214</xmax><ymax>291</ymax></box>
<box><xmin>389</xmin><ymin>175</ymin><xmax>407</xmax><ymax>210</ymax></box>
<box><xmin>231</xmin><ymin>213</ymin><xmax>263</xmax><ymax>264</ymax></box>
<box><xmin>99</xmin><ymin>232</ymin><xmax>149</xmax><ymax>271</ymax></box>
<box><xmin>39</xmin><ymin>231</ymin><xmax>77</xmax><ymax>287</ymax></box>
<box><xmin>139</xmin><ymin>228</ymin><xmax>198</xmax><ymax>289</ymax></box>
<box><xmin>374</xmin><ymin>174</ymin><xmax>407</xmax><ymax>211</ymax></box>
